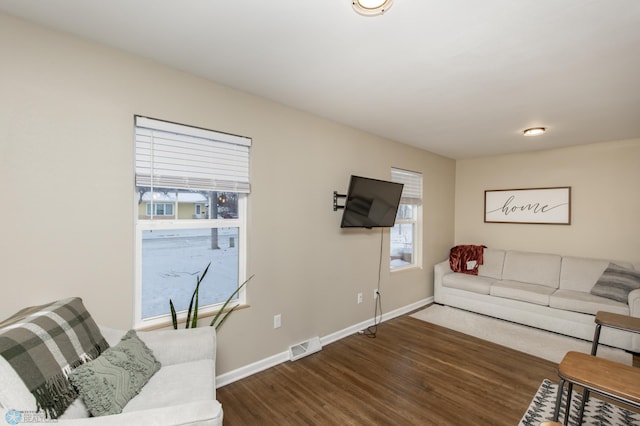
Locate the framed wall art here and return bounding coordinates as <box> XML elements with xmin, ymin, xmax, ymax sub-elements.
<box><xmin>484</xmin><ymin>187</ymin><xmax>571</xmax><ymax>225</ymax></box>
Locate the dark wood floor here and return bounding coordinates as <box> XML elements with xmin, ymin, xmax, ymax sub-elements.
<box><xmin>217</xmin><ymin>313</ymin><xmax>560</xmax><ymax>425</ymax></box>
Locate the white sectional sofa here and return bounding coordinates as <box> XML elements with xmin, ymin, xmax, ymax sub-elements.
<box><xmin>434</xmin><ymin>248</ymin><xmax>640</xmax><ymax>352</ymax></box>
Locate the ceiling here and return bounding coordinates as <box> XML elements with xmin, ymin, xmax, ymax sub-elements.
<box><xmin>1</xmin><ymin>0</ymin><xmax>639</xmax><ymax>159</ymax></box>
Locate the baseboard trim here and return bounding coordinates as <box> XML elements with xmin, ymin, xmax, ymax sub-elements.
<box><xmin>216</xmin><ymin>297</ymin><xmax>433</xmax><ymax>388</ymax></box>
<box><xmin>216</xmin><ymin>351</ymin><xmax>289</xmax><ymax>388</ymax></box>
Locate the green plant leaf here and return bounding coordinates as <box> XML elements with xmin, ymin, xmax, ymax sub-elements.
<box><xmin>169</xmin><ymin>299</ymin><xmax>178</xmax><ymax>330</ymax></box>
<box><xmin>185</xmin><ymin>284</ymin><xmax>194</xmax><ymax>329</ymax></box>
<box><xmin>191</xmin><ymin>283</ymin><xmax>199</xmax><ymax>328</ymax></box>
<box><xmin>210</xmin><ymin>274</ymin><xmax>254</xmax><ymax>328</ymax></box>
<box><xmin>190</xmin><ymin>262</ymin><xmax>210</xmax><ymax>328</ymax></box>
<box><xmin>180</xmin><ymin>262</ymin><xmax>211</xmax><ymax>329</ymax></box>
<box><xmin>169</xmin><ymin>262</ymin><xmax>253</xmax><ymax>332</ymax></box>
<box><xmin>213</xmin><ymin>304</ymin><xmax>240</xmax><ymax>331</ymax></box>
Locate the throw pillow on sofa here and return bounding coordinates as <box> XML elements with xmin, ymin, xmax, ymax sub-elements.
<box><xmin>0</xmin><ymin>297</ymin><xmax>110</xmax><ymax>419</ymax></box>
<box><xmin>590</xmin><ymin>263</ymin><xmax>640</xmax><ymax>303</ymax></box>
<box><xmin>69</xmin><ymin>329</ymin><xmax>161</xmax><ymax>417</ymax></box>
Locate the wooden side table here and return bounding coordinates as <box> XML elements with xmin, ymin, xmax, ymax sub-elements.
<box><xmin>591</xmin><ymin>311</ymin><xmax>640</xmax><ymax>355</ymax></box>
<box><xmin>553</xmin><ymin>311</ymin><xmax>640</xmax><ymax>425</ymax></box>
<box><xmin>552</xmin><ymin>351</ymin><xmax>640</xmax><ymax>424</ymax></box>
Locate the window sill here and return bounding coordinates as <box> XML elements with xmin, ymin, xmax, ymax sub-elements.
<box><xmin>135</xmin><ymin>303</ymin><xmax>250</xmax><ymax>332</ymax></box>
<box><xmin>390</xmin><ymin>265</ymin><xmax>423</xmax><ymax>273</ymax></box>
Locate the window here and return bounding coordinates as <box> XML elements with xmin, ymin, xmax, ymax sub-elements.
<box><xmin>146</xmin><ymin>203</ymin><xmax>174</xmax><ymax>217</ymax></box>
<box><xmin>134</xmin><ymin>116</ymin><xmax>251</xmax><ymax>328</ymax></box>
<box><xmin>390</xmin><ymin>168</ymin><xmax>422</xmax><ymax>270</ymax></box>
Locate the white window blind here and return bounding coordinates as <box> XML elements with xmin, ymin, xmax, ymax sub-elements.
<box><xmin>135</xmin><ymin>116</ymin><xmax>252</xmax><ymax>193</ymax></box>
<box><xmin>391</xmin><ymin>168</ymin><xmax>422</xmax><ymax>205</ymax></box>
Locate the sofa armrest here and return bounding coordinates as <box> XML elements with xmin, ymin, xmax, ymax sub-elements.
<box><xmin>434</xmin><ymin>259</ymin><xmax>453</xmax><ymax>303</ymax></box>
<box><xmin>628</xmin><ymin>288</ymin><xmax>640</xmax><ymax>318</ymax></box>
<box><xmin>627</xmin><ymin>289</ymin><xmax>640</xmax><ymax>353</ymax></box>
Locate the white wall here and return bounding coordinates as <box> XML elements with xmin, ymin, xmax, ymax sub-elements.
<box><xmin>0</xmin><ymin>13</ymin><xmax>455</xmax><ymax>375</ymax></box>
<box><xmin>455</xmin><ymin>139</ymin><xmax>640</xmax><ymax>262</ymax></box>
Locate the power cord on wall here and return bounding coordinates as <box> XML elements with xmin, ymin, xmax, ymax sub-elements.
<box><xmin>359</xmin><ymin>228</ymin><xmax>384</xmax><ymax>338</ymax></box>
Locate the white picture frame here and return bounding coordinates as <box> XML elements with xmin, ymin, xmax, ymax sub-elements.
<box><xmin>484</xmin><ymin>187</ymin><xmax>571</xmax><ymax>224</ymax></box>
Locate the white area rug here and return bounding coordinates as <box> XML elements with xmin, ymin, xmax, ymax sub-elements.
<box><xmin>411</xmin><ymin>305</ymin><xmax>631</xmax><ymax>365</ymax></box>
<box><xmin>519</xmin><ymin>379</ymin><xmax>640</xmax><ymax>426</ymax></box>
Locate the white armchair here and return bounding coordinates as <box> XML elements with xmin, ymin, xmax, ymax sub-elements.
<box><xmin>1</xmin><ymin>326</ymin><xmax>223</xmax><ymax>426</ymax></box>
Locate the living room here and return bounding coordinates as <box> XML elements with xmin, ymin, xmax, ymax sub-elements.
<box><xmin>1</xmin><ymin>2</ymin><xmax>639</xmax><ymax>423</ymax></box>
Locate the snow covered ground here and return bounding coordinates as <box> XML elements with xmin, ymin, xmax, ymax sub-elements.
<box><xmin>141</xmin><ymin>228</ymin><xmax>238</xmax><ymax>319</ymax></box>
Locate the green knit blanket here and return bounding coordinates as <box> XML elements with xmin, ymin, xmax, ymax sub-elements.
<box><xmin>0</xmin><ymin>297</ymin><xmax>110</xmax><ymax>419</ymax></box>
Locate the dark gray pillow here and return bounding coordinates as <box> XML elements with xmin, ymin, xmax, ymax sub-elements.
<box><xmin>68</xmin><ymin>329</ymin><xmax>161</xmax><ymax>417</ymax></box>
<box><xmin>590</xmin><ymin>263</ymin><xmax>640</xmax><ymax>303</ymax></box>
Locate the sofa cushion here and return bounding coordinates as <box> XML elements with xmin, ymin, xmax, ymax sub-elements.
<box><xmin>590</xmin><ymin>263</ymin><xmax>640</xmax><ymax>303</ymax></box>
<box><xmin>559</xmin><ymin>257</ymin><xmax>611</xmax><ymax>292</ymax></box>
<box><xmin>122</xmin><ymin>359</ymin><xmax>216</xmax><ymax>413</ymax></box>
<box><xmin>442</xmin><ymin>273</ymin><xmax>493</xmax><ymax>295</ymax></box>
<box><xmin>502</xmin><ymin>250</ymin><xmax>561</xmax><ymax>288</ymax></box>
<box><xmin>560</xmin><ymin>257</ymin><xmax>636</xmax><ymax>293</ymax></box>
<box><xmin>59</xmin><ymin>400</ymin><xmax>223</xmax><ymax>425</ymax></box>
<box><xmin>68</xmin><ymin>330</ymin><xmax>161</xmax><ymax>417</ymax></box>
<box><xmin>478</xmin><ymin>248</ymin><xmax>506</xmax><ymax>280</ymax></box>
<box><xmin>490</xmin><ymin>281</ymin><xmax>556</xmax><ymax>306</ymax></box>
<box><xmin>550</xmin><ymin>289</ymin><xmax>630</xmax><ymax>316</ymax></box>
<box><xmin>58</xmin><ymin>397</ymin><xmax>91</xmax><ymax>419</ymax></box>
<box><xmin>0</xmin><ymin>356</ymin><xmax>36</xmax><ymax>412</ymax></box>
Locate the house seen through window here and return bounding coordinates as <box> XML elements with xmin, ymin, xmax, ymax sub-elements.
<box><xmin>134</xmin><ymin>116</ymin><xmax>251</xmax><ymax>328</ymax></box>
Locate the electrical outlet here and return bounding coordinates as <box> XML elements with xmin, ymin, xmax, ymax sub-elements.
<box><xmin>274</xmin><ymin>314</ymin><xmax>281</xmax><ymax>329</ymax></box>
<box><xmin>357</xmin><ymin>292</ymin><xmax>363</xmax><ymax>304</ymax></box>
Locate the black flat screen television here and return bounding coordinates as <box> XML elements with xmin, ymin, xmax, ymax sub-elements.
<box><xmin>340</xmin><ymin>175</ymin><xmax>404</xmax><ymax>228</ymax></box>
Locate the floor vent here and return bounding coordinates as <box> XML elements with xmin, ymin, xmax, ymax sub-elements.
<box><xmin>289</xmin><ymin>336</ymin><xmax>322</xmax><ymax>361</ymax></box>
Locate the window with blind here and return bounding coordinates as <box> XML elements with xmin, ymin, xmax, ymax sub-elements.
<box><xmin>134</xmin><ymin>116</ymin><xmax>251</xmax><ymax>328</ymax></box>
<box><xmin>390</xmin><ymin>168</ymin><xmax>423</xmax><ymax>270</ymax></box>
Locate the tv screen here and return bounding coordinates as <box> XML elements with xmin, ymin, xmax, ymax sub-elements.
<box><xmin>340</xmin><ymin>175</ymin><xmax>404</xmax><ymax>228</ymax></box>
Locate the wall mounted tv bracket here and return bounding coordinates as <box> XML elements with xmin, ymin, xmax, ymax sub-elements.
<box><xmin>333</xmin><ymin>191</ymin><xmax>346</xmax><ymax>211</ymax></box>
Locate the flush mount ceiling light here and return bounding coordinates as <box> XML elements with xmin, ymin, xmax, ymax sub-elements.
<box><xmin>352</xmin><ymin>0</ymin><xmax>394</xmax><ymax>16</ymax></box>
<box><xmin>523</xmin><ymin>127</ymin><xmax>546</xmax><ymax>136</ymax></box>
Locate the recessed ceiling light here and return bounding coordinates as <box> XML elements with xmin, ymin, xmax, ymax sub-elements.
<box><xmin>523</xmin><ymin>127</ymin><xmax>546</xmax><ymax>136</ymax></box>
<box><xmin>352</xmin><ymin>0</ymin><xmax>394</xmax><ymax>16</ymax></box>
